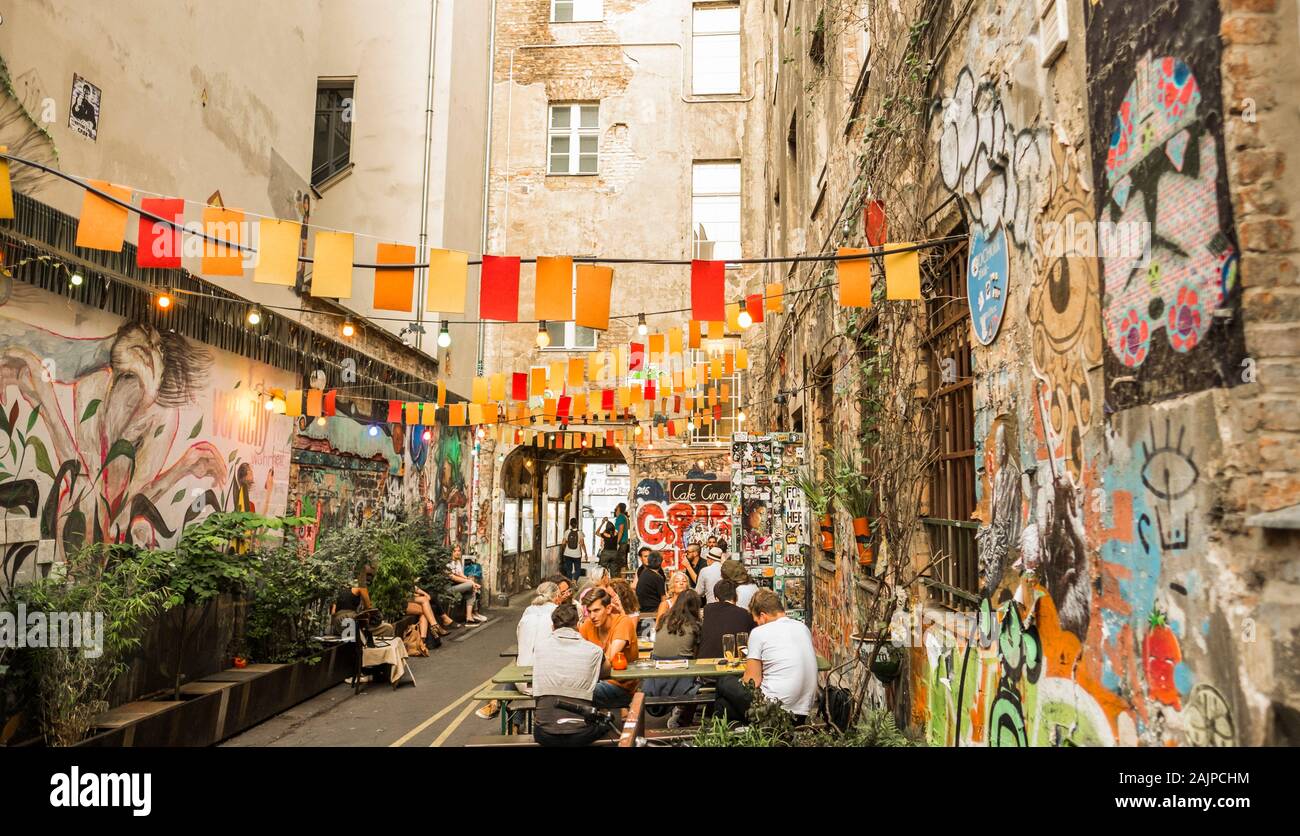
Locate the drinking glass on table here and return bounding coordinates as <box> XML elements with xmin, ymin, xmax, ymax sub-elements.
<box><xmin>737</xmin><ymin>632</ymin><xmax>750</xmax><ymax>661</ymax></box>
<box><xmin>722</xmin><ymin>634</ymin><xmax>737</xmax><ymax>665</ymax></box>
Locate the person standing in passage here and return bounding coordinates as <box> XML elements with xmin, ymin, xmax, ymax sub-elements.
<box><xmin>713</xmin><ymin>589</ymin><xmax>817</xmax><ymax>724</ymax></box>
<box><xmin>532</xmin><ymin>602</ymin><xmax>614</xmax><ymax>747</ymax></box>
<box><xmin>561</xmin><ymin>518</ymin><xmax>588</xmax><ymax>582</ymax></box>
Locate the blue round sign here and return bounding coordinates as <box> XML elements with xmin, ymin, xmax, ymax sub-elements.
<box><xmin>967</xmin><ymin>225</ymin><xmax>1010</xmax><ymax>345</ymax></box>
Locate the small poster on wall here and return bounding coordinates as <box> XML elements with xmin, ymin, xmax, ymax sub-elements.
<box><xmin>69</xmin><ymin>74</ymin><xmax>102</xmax><ymax>141</ymax></box>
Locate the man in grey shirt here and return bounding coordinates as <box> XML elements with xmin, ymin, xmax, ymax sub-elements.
<box><xmin>532</xmin><ymin>602</ymin><xmax>613</xmax><ymax>747</ymax></box>
<box><xmin>694</xmin><ymin>546</ymin><xmax>726</xmax><ymax>603</ymax></box>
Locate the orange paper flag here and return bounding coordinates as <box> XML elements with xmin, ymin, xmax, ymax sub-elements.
<box><xmin>75</xmin><ymin>181</ymin><xmax>133</xmax><ymax>252</ymax></box>
<box><xmin>468</xmin><ymin>403</ymin><xmax>484</xmax><ymax>425</ymax></box>
<box><xmin>572</xmin><ymin>393</ymin><xmax>588</xmax><ymax>417</ymax></box>
<box><xmin>648</xmin><ymin>334</ymin><xmax>665</xmax><ymax>358</ymax></box>
<box><xmin>885</xmin><ymin>244</ymin><xmax>922</xmax><ymax>300</ymax></box>
<box><xmin>530</xmin><ymin>368</ymin><xmax>547</xmax><ymax>397</ymax></box>
<box><xmin>550</xmin><ymin>361</ymin><xmax>566</xmax><ymax>391</ymax></box>
<box><xmin>838</xmin><ymin>247</ymin><xmax>873</xmax><ymax>307</ymax></box>
<box><xmin>543</xmin><ymin>398</ymin><xmax>558</xmax><ymax>420</ymax></box>
<box><xmin>472</xmin><ymin>377</ymin><xmax>488</xmax><ymax>404</ymax></box>
<box><xmin>568</xmin><ymin>357</ymin><xmax>585</xmax><ymax>388</ymax></box>
<box><xmin>202</xmin><ymin>206</ymin><xmax>245</xmax><ymax>275</ymax></box>
<box><xmin>285</xmin><ymin>391</ymin><xmax>303</xmax><ymax>417</ymax></box>
<box><xmin>306</xmin><ymin>389</ymin><xmax>324</xmax><ymax>417</ymax></box>
<box><xmin>427</xmin><ymin>249</ymin><xmax>469</xmax><ymax>313</ymax></box>
<box><xmin>253</xmin><ymin>218</ymin><xmax>301</xmax><ymax>286</ymax></box>
<box><xmin>765</xmin><ymin>282</ymin><xmax>784</xmax><ymax>312</ymax></box>
<box><xmin>374</xmin><ymin>243</ymin><xmax>416</xmax><ymax>311</ymax></box>
<box><xmin>311</xmin><ymin>231</ymin><xmax>354</xmax><ymax>298</ymax></box>
<box><xmin>708</xmin><ymin>320</ymin><xmax>724</xmax><ymax>340</ymax></box>
<box><xmin>534</xmin><ymin>256</ymin><xmax>574</xmax><ymax>321</ymax></box>
<box><xmin>423</xmin><ymin>402</ymin><xmax>438</xmax><ymax>425</ymax></box>
<box><xmin>437</xmin><ymin>379</ymin><xmax>447</xmax><ymax>407</ymax></box>
<box><xmin>0</xmin><ymin>146</ymin><xmax>14</xmax><ymax>219</ymax></box>
<box><xmin>405</xmin><ymin>402</ymin><xmax>420</xmax><ymax>425</ymax></box>
<box><xmin>688</xmin><ymin>320</ymin><xmax>702</xmax><ymax>349</ymax></box>
<box><xmin>575</xmin><ymin>265</ymin><xmax>613</xmax><ymax>330</ymax></box>
<box><xmin>449</xmin><ymin>404</ymin><xmax>467</xmax><ymax>426</ymax></box>
<box><xmin>490</xmin><ymin>373</ymin><xmax>506</xmax><ymax>402</ymax></box>
<box><xmin>725</xmin><ymin>302</ymin><xmax>742</xmax><ymax>333</ymax></box>
<box><xmin>711</xmin><ymin>356</ymin><xmax>723</xmax><ymax>379</ymax></box>
<box><xmin>724</xmin><ymin>352</ymin><xmax>735</xmax><ymax>375</ymax></box>
<box><xmin>669</xmin><ymin>327</ymin><xmax>684</xmax><ymax>356</ymax></box>
<box><xmin>737</xmin><ymin>348</ymin><xmax>749</xmax><ymax>370</ymax></box>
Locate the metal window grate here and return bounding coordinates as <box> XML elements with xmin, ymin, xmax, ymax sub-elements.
<box><xmin>922</xmin><ymin>234</ymin><xmax>977</xmax><ymax>609</ymax></box>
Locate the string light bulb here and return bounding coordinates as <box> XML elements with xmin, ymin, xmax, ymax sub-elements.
<box><xmin>263</xmin><ymin>397</ymin><xmax>275</xmax><ymax>411</ymax></box>
<box><xmin>634</xmin><ymin>423</ymin><xmax>642</xmax><ymax>436</ymax></box>
<box><xmin>536</xmin><ymin>321</ymin><xmax>551</xmax><ymax>348</ymax></box>
<box><xmin>70</xmin><ymin>272</ymin><xmax>84</xmax><ymax>287</ymax></box>
<box><xmin>246</xmin><ymin>307</ymin><xmax>262</xmax><ymax>326</ymax></box>
<box><xmin>155</xmin><ymin>290</ymin><xmax>173</xmax><ymax>310</ymax></box>
<box><xmin>316</xmin><ymin>416</ymin><xmax>327</xmax><ymax>427</ymax></box>
<box><xmin>737</xmin><ymin>297</ymin><xmax>753</xmax><ymax>329</ymax></box>
<box><xmin>340</xmin><ymin>321</ymin><xmax>356</xmax><ymax>339</ymax></box>
<box><xmin>437</xmin><ymin>321</ymin><xmax>452</xmax><ymax>348</ymax></box>
<box><xmin>738</xmin><ymin>409</ymin><xmax>747</xmax><ymax>423</ymax></box>
<box><xmin>422</xmin><ymin>429</ymin><xmax>433</xmax><ymax>441</ymax></box>
<box><xmin>368</xmin><ymin>425</ymin><xmax>379</xmax><ymax>437</ymax></box>
<box><xmin>637</xmin><ymin>313</ymin><xmax>648</xmax><ymax>336</ymax></box>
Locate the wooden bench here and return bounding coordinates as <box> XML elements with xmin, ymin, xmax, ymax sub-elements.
<box><xmin>472</xmin><ymin>687</ymin><xmax>536</xmax><ymax>735</ymax></box>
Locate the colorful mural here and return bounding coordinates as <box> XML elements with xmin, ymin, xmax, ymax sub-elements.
<box><xmin>634</xmin><ymin>478</ymin><xmax>731</xmax><ymax>572</ymax></box>
<box><xmin>0</xmin><ymin>282</ymin><xmax>291</xmax><ymax>581</ymax></box>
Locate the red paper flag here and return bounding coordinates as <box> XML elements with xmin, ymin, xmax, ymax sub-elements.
<box><xmin>644</xmin><ymin>381</ymin><xmax>656</xmax><ymax>401</ymax></box>
<box><xmin>479</xmin><ymin>255</ymin><xmax>521</xmax><ymax>322</ymax></box>
<box><xmin>323</xmin><ymin>390</ymin><xmax>337</xmax><ymax>416</ymax></box>
<box><xmin>667</xmin><ymin>419</ymin><xmax>677</xmax><ymax>437</ymax></box>
<box><xmin>137</xmin><ymin>198</ymin><xmax>184</xmax><ymax>268</ymax></box>
<box><xmin>745</xmin><ymin>293</ymin><xmax>765</xmax><ymax>324</ymax></box>
<box><xmin>674</xmin><ymin>396</ymin><xmax>681</xmax><ymax>412</ymax></box>
<box><xmin>387</xmin><ymin>400</ymin><xmax>402</xmax><ymax>423</ymax></box>
<box><xmin>691</xmin><ymin>260</ymin><xmax>726</xmax><ymax>322</ymax></box>
<box><xmin>512</xmin><ymin>372</ymin><xmax>528</xmax><ymax>401</ymax></box>
<box><xmin>713</xmin><ymin>404</ymin><xmax>722</xmax><ymax>421</ymax></box>
<box><xmin>601</xmin><ymin>389</ymin><xmax>615</xmax><ymax>411</ymax></box>
<box><xmin>629</xmin><ymin>342</ymin><xmax>645</xmax><ymax>371</ymax></box>
<box><xmin>866</xmin><ymin>200</ymin><xmax>887</xmax><ymax>248</ymax></box>
<box><xmin>606</xmin><ymin>430</ymin><xmax>615</xmax><ymax>447</ymax></box>
<box><xmin>558</xmin><ymin>396</ymin><xmax>571</xmax><ymax>419</ymax></box>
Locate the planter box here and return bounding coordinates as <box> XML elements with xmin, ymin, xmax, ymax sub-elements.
<box><xmin>75</xmin><ymin>643</ymin><xmax>356</xmax><ymax>747</ymax></box>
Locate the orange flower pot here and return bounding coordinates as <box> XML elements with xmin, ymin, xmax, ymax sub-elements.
<box><xmin>819</xmin><ymin>514</ymin><xmax>835</xmax><ymax>551</ymax></box>
<box><xmin>853</xmin><ymin>517</ymin><xmax>873</xmax><ymax>566</ymax></box>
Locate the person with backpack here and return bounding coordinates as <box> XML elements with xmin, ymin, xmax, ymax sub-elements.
<box><xmin>561</xmin><ymin>517</ymin><xmax>588</xmax><ymax>582</ymax></box>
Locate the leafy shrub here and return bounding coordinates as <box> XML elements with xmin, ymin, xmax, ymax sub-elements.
<box><xmin>245</xmin><ymin>545</ymin><xmax>354</xmax><ymax>663</ymax></box>
<box><xmin>690</xmin><ymin>684</ymin><xmax>923</xmax><ymax>748</ymax></box>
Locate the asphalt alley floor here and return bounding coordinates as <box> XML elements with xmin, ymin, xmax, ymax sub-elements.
<box><xmin>221</xmin><ymin>598</ymin><xmax>530</xmax><ymax>748</ymax></box>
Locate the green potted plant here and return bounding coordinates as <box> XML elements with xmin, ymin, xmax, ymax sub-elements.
<box><xmin>793</xmin><ymin>451</ymin><xmax>836</xmax><ymax>552</ymax></box>
<box><xmin>829</xmin><ymin>448</ymin><xmax>874</xmax><ymax>566</ymax></box>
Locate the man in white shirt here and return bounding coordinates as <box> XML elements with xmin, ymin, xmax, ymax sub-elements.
<box><xmin>714</xmin><ymin>588</ymin><xmax>818</xmax><ymax>723</ymax></box>
<box><xmin>533</xmin><ymin>602</ymin><xmax>613</xmax><ymax>747</ymax></box>
<box><xmin>478</xmin><ymin>576</ymin><xmax>570</xmax><ymax>719</ymax></box>
<box><xmin>694</xmin><ymin>546</ymin><xmax>726</xmax><ymax>603</ymax></box>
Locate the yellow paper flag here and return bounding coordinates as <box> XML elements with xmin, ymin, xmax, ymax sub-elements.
<box><xmin>589</xmin><ymin>351</ymin><xmax>607</xmax><ymax>382</ymax></box>
<box><xmin>75</xmin><ymin>181</ymin><xmax>133</xmax><ymax>252</ymax></box>
<box><xmin>884</xmin><ymin>244</ymin><xmax>922</xmax><ymax>300</ymax></box>
<box><xmin>427</xmin><ymin>248</ymin><xmax>469</xmax><ymax>313</ymax></box>
<box><xmin>575</xmin><ymin>265</ymin><xmax>613</xmax><ymax>330</ymax></box>
<box><xmin>726</xmin><ymin>303</ymin><xmax>742</xmax><ymax>333</ymax></box>
<box><xmin>568</xmin><ymin>357</ymin><xmax>585</xmax><ymax>388</ymax></box>
<box><xmin>405</xmin><ymin>402</ymin><xmax>420</xmax><ymax>425</ymax></box>
<box><xmin>423</xmin><ymin>402</ymin><xmax>438</xmax><ymax>425</ymax></box>
<box><xmin>550</xmin><ymin>361</ymin><xmax>566</xmax><ymax>391</ymax></box>
<box><xmin>468</xmin><ymin>403</ymin><xmax>484</xmax><ymax>425</ymax></box>
<box><xmin>202</xmin><ymin>206</ymin><xmax>245</xmax><ymax>276</ymax></box>
<box><xmin>0</xmin><ymin>146</ymin><xmax>15</xmax><ymax>220</ymax></box>
<box><xmin>285</xmin><ymin>391</ymin><xmax>303</xmax><ymax>418</ymax></box>
<box><xmin>471</xmin><ymin>377</ymin><xmax>488</xmax><ymax>404</ymax></box>
<box><xmin>765</xmin><ymin>282</ymin><xmax>784</xmax><ymax>312</ymax></box>
<box><xmin>737</xmin><ymin>348</ymin><xmax>749</xmax><ymax>370</ymax></box>
<box><xmin>448</xmin><ymin>404</ymin><xmax>467</xmax><ymax>427</ymax></box>
<box><xmin>708</xmin><ymin>320</ymin><xmax>724</xmax><ymax>341</ymax></box>
<box><xmin>490</xmin><ymin>373</ymin><xmax>506</xmax><ymax>402</ymax></box>
<box><xmin>310</xmin><ymin>231</ymin><xmax>354</xmax><ymax>298</ymax></box>
<box><xmin>253</xmin><ymin>218</ymin><xmax>301</xmax><ymax>286</ymax></box>
<box><xmin>837</xmin><ymin>247</ymin><xmax>873</xmax><ymax>307</ymax></box>
<box><xmin>534</xmin><ymin>256</ymin><xmax>574</xmax><ymax>321</ymax></box>
<box><xmin>669</xmin><ymin>327</ymin><xmax>684</xmax><ymax>356</ymax></box>
<box><xmin>437</xmin><ymin>379</ymin><xmax>447</xmax><ymax>407</ymax></box>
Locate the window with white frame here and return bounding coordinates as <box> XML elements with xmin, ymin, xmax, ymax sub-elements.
<box><xmin>692</xmin><ymin>161</ymin><xmax>741</xmax><ymax>263</ymax></box>
<box><xmin>549</xmin><ymin>103</ymin><xmax>599</xmax><ymax>175</ymax></box>
<box><xmin>551</xmin><ymin>0</ymin><xmax>603</xmax><ymax>22</ymax></box>
<box><xmin>692</xmin><ymin>3</ymin><xmax>741</xmax><ymax>95</ymax></box>
<box><xmin>543</xmin><ymin>262</ymin><xmax>599</xmax><ymax>350</ymax></box>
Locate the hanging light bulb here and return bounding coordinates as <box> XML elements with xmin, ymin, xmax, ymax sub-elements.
<box><xmin>738</xmin><ymin>409</ymin><xmax>747</xmax><ymax>423</ymax></box>
<box><xmin>536</xmin><ymin>321</ymin><xmax>551</xmax><ymax>348</ymax></box>
<box><xmin>437</xmin><ymin>321</ymin><xmax>452</xmax><ymax>348</ymax></box>
<box><xmin>156</xmin><ymin>290</ymin><xmax>173</xmax><ymax>310</ymax></box>
<box><xmin>368</xmin><ymin>425</ymin><xmax>379</xmax><ymax>437</ymax></box>
<box><xmin>422</xmin><ymin>429</ymin><xmax>433</xmax><ymax>441</ymax></box>
<box><xmin>634</xmin><ymin>423</ymin><xmax>642</xmax><ymax>436</ymax></box>
<box><xmin>687</xmin><ymin>418</ymin><xmax>695</xmax><ymax>431</ymax></box>
<box><xmin>247</xmin><ymin>307</ymin><xmax>262</xmax><ymax>326</ymax></box>
<box><xmin>737</xmin><ymin>297</ymin><xmax>753</xmax><ymax>330</ymax></box>
<box><xmin>340</xmin><ymin>321</ymin><xmax>356</xmax><ymax>339</ymax></box>
<box><xmin>70</xmin><ymin>272</ymin><xmax>84</xmax><ymax>287</ymax></box>
<box><xmin>637</xmin><ymin>313</ymin><xmax>648</xmax><ymax>336</ymax></box>
<box><xmin>476</xmin><ymin>427</ymin><xmax>486</xmax><ymax>440</ymax></box>
<box><xmin>263</xmin><ymin>397</ymin><xmax>275</xmax><ymax>411</ymax></box>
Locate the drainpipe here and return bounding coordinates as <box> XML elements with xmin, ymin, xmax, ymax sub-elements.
<box><xmin>477</xmin><ymin>0</ymin><xmax>498</xmax><ymax>380</ymax></box>
<box><xmin>416</xmin><ymin>0</ymin><xmax>441</xmax><ymax>355</ymax></box>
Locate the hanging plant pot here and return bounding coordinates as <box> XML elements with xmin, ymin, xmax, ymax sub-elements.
<box><xmin>870</xmin><ymin>642</ymin><xmax>901</xmax><ymax>682</ymax></box>
<box><xmin>853</xmin><ymin>517</ymin><xmax>873</xmax><ymax>566</ymax></box>
<box><xmin>819</xmin><ymin>514</ymin><xmax>835</xmax><ymax>551</ymax></box>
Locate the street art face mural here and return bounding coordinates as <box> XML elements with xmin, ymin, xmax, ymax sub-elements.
<box><xmin>0</xmin><ymin>284</ymin><xmax>292</xmax><ymax>581</ymax></box>
<box><xmin>1087</xmin><ymin>0</ymin><xmax>1245</xmax><ymax>409</ymax></box>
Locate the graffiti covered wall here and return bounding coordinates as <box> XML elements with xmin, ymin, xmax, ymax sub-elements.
<box><xmin>0</xmin><ymin>281</ymin><xmax>293</xmax><ymax>583</ymax></box>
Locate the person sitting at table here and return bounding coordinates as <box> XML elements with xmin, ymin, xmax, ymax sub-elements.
<box><xmin>477</xmin><ymin>578</ymin><xmax>564</xmax><ymax>721</ymax></box>
<box><xmin>635</xmin><ymin>552</ymin><xmax>667</xmax><ymax>616</ymax></box>
<box><xmin>694</xmin><ymin>546</ymin><xmax>726</xmax><ymax>604</ymax></box>
<box><xmin>645</xmin><ymin>589</ymin><xmax>703</xmax><ymax>728</ymax></box>
<box><xmin>329</xmin><ymin>573</ymin><xmax>373</xmax><ymax>635</ymax></box>
<box><xmin>698</xmin><ymin>579</ymin><xmax>757</xmax><ymax>660</ymax></box>
<box><xmin>546</xmin><ymin>573</ymin><xmax>574</xmax><ymax>606</ymax></box>
<box><xmin>608</xmin><ymin>577</ymin><xmax>639</xmax><ymax>622</ymax></box>
<box><xmin>533</xmin><ymin>602</ymin><xmax>615</xmax><ymax>748</ymax></box>
<box><xmin>447</xmin><ymin>544</ymin><xmax>486</xmax><ymax>626</ymax></box>
<box><xmin>656</xmin><ymin>570</ymin><xmax>691</xmax><ymax>621</ymax></box>
<box><xmin>681</xmin><ymin>542</ymin><xmax>706</xmax><ymax>587</ymax></box>
<box><xmin>721</xmin><ymin>559</ymin><xmax>759</xmax><ymax>611</ymax></box>
<box><xmin>634</xmin><ymin>546</ymin><xmax>653</xmax><ymax>579</ymax></box>
<box><xmin>713</xmin><ymin>588</ymin><xmax>817</xmax><ymax>725</ymax></box>
<box><xmin>578</xmin><ymin>588</ymin><xmax>640</xmax><ymax>710</ymax></box>
<box><xmin>406</xmin><ymin>583</ymin><xmax>448</xmax><ymax>646</ymax></box>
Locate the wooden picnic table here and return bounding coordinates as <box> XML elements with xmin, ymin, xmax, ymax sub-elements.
<box><xmin>501</xmin><ymin>639</ymin><xmax>652</xmax><ymax>658</ymax></box>
<box><xmin>491</xmin><ymin>655</ymin><xmax>831</xmax><ymax>685</ymax></box>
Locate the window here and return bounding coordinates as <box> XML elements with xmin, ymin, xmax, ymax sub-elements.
<box><xmin>502</xmin><ymin>501</ymin><xmax>521</xmax><ymax>555</ymax></box>
<box><xmin>844</xmin><ymin>1</ymin><xmax>872</xmax><ymax>132</ymax></box>
<box><xmin>312</xmin><ymin>80</ymin><xmax>354</xmax><ymax>187</ymax></box>
<box><xmin>548</xmin><ymin>103</ymin><xmax>599</xmax><ymax>175</ymax></box>
<box><xmin>551</xmin><ymin>0</ymin><xmax>602</xmax><ymax>22</ymax></box>
<box><xmin>692</xmin><ymin>3</ymin><xmax>741</xmax><ymax>95</ymax></box>
<box><xmin>521</xmin><ymin>500</ymin><xmax>535</xmax><ymax>553</ymax></box>
<box><xmin>687</xmin><ymin>346</ymin><xmax>743</xmax><ymax>446</ymax></box>
<box><xmin>923</xmin><ymin>235</ymin><xmax>978</xmax><ymax>608</ymax></box>
<box><xmin>692</xmin><ymin>161</ymin><xmax>741</xmax><ymax>262</ymax></box>
<box><xmin>543</xmin><ymin>262</ymin><xmax>599</xmax><ymax>350</ymax></box>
